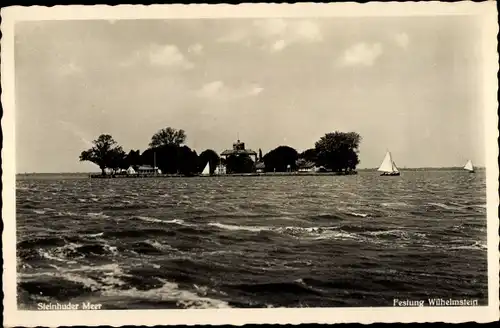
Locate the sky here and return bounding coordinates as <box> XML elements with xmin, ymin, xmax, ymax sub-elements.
<box><xmin>14</xmin><ymin>16</ymin><xmax>486</xmax><ymax>173</ymax></box>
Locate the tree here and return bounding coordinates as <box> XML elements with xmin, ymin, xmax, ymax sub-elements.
<box><xmin>177</xmin><ymin>146</ymin><xmax>198</xmax><ymax>176</ymax></box>
<box><xmin>199</xmin><ymin>149</ymin><xmax>220</xmax><ymax>174</ymax></box>
<box><xmin>141</xmin><ymin>145</ymin><xmax>178</xmax><ymax>174</ymax></box>
<box><xmin>314</xmin><ymin>131</ymin><xmax>362</xmax><ymax>172</ymax></box>
<box><xmin>79</xmin><ymin>134</ymin><xmax>124</xmax><ymax>175</ymax></box>
<box><xmin>263</xmin><ymin>146</ymin><xmax>299</xmax><ymax>172</ymax></box>
<box><xmin>299</xmin><ymin>148</ymin><xmax>317</xmax><ymax>163</ymax></box>
<box><xmin>258</xmin><ymin>148</ymin><xmax>263</xmax><ymax>162</ymax></box>
<box><xmin>125</xmin><ymin>150</ymin><xmax>141</xmax><ymax>170</ymax></box>
<box><xmin>108</xmin><ymin>148</ymin><xmax>127</xmax><ymax>173</ymax></box>
<box><xmin>140</xmin><ymin>145</ymin><xmax>198</xmax><ymax>176</ymax></box>
<box><xmin>149</xmin><ymin>127</ymin><xmax>186</xmax><ymax>148</ymax></box>
<box><xmin>345</xmin><ymin>148</ymin><xmax>360</xmax><ymax>171</ymax></box>
<box><xmin>226</xmin><ymin>154</ymin><xmax>254</xmax><ymax>174</ymax></box>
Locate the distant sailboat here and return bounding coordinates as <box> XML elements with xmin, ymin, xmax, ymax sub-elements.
<box><xmin>463</xmin><ymin>160</ymin><xmax>475</xmax><ymax>173</ymax></box>
<box><xmin>201</xmin><ymin>162</ymin><xmax>210</xmax><ymax>176</ymax></box>
<box><xmin>378</xmin><ymin>151</ymin><xmax>400</xmax><ymax>176</ymax></box>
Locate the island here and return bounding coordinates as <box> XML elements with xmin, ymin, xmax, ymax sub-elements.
<box><xmin>80</xmin><ymin>127</ymin><xmax>361</xmax><ymax>178</ymax></box>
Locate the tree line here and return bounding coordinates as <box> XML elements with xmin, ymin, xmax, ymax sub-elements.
<box><xmin>80</xmin><ymin>127</ymin><xmax>361</xmax><ymax>175</ymax></box>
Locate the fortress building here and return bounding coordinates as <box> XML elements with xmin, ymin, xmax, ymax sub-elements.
<box><xmin>220</xmin><ymin>139</ymin><xmax>258</xmax><ymax>162</ymax></box>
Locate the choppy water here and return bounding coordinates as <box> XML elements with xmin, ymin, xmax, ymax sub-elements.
<box><xmin>16</xmin><ymin>170</ymin><xmax>488</xmax><ymax>309</ymax></box>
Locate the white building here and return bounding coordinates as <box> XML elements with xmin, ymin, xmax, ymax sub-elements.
<box><xmin>137</xmin><ymin>165</ymin><xmax>159</xmax><ymax>174</ymax></box>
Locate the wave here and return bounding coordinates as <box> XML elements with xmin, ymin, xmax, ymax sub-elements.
<box><xmin>19</xmin><ymin>263</ymin><xmax>127</xmax><ymax>297</ymax></box>
<box><xmin>18</xmin><ymin>276</ymin><xmax>94</xmax><ymax>301</ymax></box>
<box><xmin>449</xmin><ymin>244</ymin><xmax>487</xmax><ymax>251</ymax></box>
<box><xmin>380</xmin><ymin>202</ymin><xmax>412</xmax><ymax>209</ymax></box>
<box><xmin>103</xmin><ymin>227</ymin><xmax>177</xmax><ymax>239</ymax></box>
<box><xmin>132</xmin><ymin>216</ymin><xmax>189</xmax><ymax>226</ymax></box>
<box><xmin>87</xmin><ymin>212</ymin><xmax>110</xmax><ymax>219</ymax></box>
<box><xmin>364</xmin><ymin>229</ymin><xmax>412</xmax><ymax>240</ymax></box>
<box><xmin>427</xmin><ymin>202</ymin><xmax>465</xmax><ymax>211</ymax></box>
<box><xmin>88</xmin><ymin>232</ymin><xmax>104</xmax><ymax>238</ymax></box>
<box><xmin>129</xmin><ymin>241</ymin><xmax>171</xmax><ymax>255</ymax></box>
<box><xmin>19</xmin><ymin>238</ymin><xmax>120</xmax><ymax>263</ymax></box>
<box><xmin>101</xmin><ymin>279</ymin><xmax>231</xmax><ymax>309</ymax></box>
<box><xmin>337</xmin><ymin>224</ymin><xmax>384</xmax><ymax>233</ymax></box>
<box><xmin>310</xmin><ymin>214</ymin><xmax>345</xmax><ymax>221</ymax></box>
<box><xmin>345</xmin><ymin>211</ymin><xmax>369</xmax><ymax>218</ymax></box>
<box><xmin>207</xmin><ymin>221</ymin><xmax>432</xmax><ymax>244</ymax></box>
<box><xmin>74</xmin><ymin>244</ymin><xmax>118</xmax><ymax>257</ymax></box>
<box><xmin>39</xmin><ymin>247</ymin><xmax>79</xmax><ymax>262</ymax></box>
<box><xmin>448</xmin><ymin>240</ymin><xmax>487</xmax><ymax>251</ymax></box>
<box><xmin>102</xmin><ymin>204</ymin><xmax>151</xmax><ymax>211</ymax></box>
<box><xmin>60</xmin><ymin>211</ymin><xmax>80</xmax><ymax>217</ymax></box>
<box><xmin>207</xmin><ymin>222</ymin><xmax>360</xmax><ymax>241</ymax></box>
<box><xmin>208</xmin><ymin>222</ymin><xmax>266</xmax><ymax>232</ymax></box>
<box><xmin>18</xmin><ymin>237</ymin><xmax>67</xmax><ymax>249</ymax></box>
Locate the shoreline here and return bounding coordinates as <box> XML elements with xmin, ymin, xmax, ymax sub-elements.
<box><xmin>88</xmin><ymin>172</ymin><xmax>359</xmax><ymax>179</ymax></box>
<box><xmin>15</xmin><ymin>168</ymin><xmax>484</xmax><ymax>179</ymax></box>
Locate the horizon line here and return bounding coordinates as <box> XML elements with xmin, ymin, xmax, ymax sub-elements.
<box><xmin>16</xmin><ymin>166</ymin><xmax>485</xmax><ymax>175</ymax></box>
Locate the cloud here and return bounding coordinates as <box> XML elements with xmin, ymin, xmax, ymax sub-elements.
<box><xmin>196</xmin><ymin>81</ymin><xmax>263</xmax><ymax>101</ymax></box>
<box><xmin>120</xmin><ymin>44</ymin><xmax>193</xmax><ymax>69</ymax></box>
<box><xmin>338</xmin><ymin>42</ymin><xmax>383</xmax><ymax>67</ymax></box>
<box><xmin>218</xmin><ymin>18</ymin><xmax>322</xmax><ymax>52</ymax></box>
<box><xmin>188</xmin><ymin>43</ymin><xmax>203</xmax><ymax>55</ymax></box>
<box><xmin>393</xmin><ymin>32</ymin><xmax>410</xmax><ymax>49</ymax></box>
<box><xmin>149</xmin><ymin>44</ymin><xmax>194</xmax><ymax>68</ymax></box>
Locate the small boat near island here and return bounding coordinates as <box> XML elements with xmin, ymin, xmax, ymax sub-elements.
<box><xmin>378</xmin><ymin>151</ymin><xmax>400</xmax><ymax>176</ymax></box>
<box><xmin>201</xmin><ymin>162</ymin><xmax>211</xmax><ymax>176</ymax></box>
<box><xmin>464</xmin><ymin>159</ymin><xmax>475</xmax><ymax>173</ymax></box>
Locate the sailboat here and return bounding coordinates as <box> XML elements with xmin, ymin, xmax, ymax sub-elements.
<box><xmin>463</xmin><ymin>160</ymin><xmax>475</xmax><ymax>173</ymax></box>
<box><xmin>201</xmin><ymin>162</ymin><xmax>211</xmax><ymax>176</ymax></box>
<box><xmin>378</xmin><ymin>151</ymin><xmax>400</xmax><ymax>176</ymax></box>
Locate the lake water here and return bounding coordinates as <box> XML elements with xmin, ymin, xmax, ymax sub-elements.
<box><xmin>16</xmin><ymin>170</ymin><xmax>488</xmax><ymax>309</ymax></box>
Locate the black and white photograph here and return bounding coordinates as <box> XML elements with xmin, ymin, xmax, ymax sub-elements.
<box><xmin>2</xmin><ymin>2</ymin><xmax>498</xmax><ymax>326</ymax></box>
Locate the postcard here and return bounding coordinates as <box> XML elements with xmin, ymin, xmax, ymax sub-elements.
<box><xmin>2</xmin><ymin>2</ymin><xmax>499</xmax><ymax>326</ymax></box>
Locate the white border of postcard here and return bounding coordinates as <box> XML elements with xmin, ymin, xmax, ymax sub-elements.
<box><xmin>2</xmin><ymin>2</ymin><xmax>499</xmax><ymax>326</ymax></box>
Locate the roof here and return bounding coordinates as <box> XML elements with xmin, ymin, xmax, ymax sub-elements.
<box><xmin>221</xmin><ymin>149</ymin><xmax>257</xmax><ymax>156</ymax></box>
<box><xmin>255</xmin><ymin>162</ymin><xmax>265</xmax><ymax>169</ymax></box>
<box><xmin>298</xmin><ymin>161</ymin><xmax>316</xmax><ymax>169</ymax></box>
<box><xmin>138</xmin><ymin>165</ymin><xmax>156</xmax><ymax>170</ymax></box>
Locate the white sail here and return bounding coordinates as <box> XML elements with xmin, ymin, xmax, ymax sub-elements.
<box><xmin>392</xmin><ymin>161</ymin><xmax>399</xmax><ymax>173</ymax></box>
<box><xmin>378</xmin><ymin>151</ymin><xmax>397</xmax><ymax>173</ymax></box>
<box><xmin>201</xmin><ymin>162</ymin><xmax>210</xmax><ymax>175</ymax></box>
<box><xmin>464</xmin><ymin>160</ymin><xmax>474</xmax><ymax>171</ymax></box>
